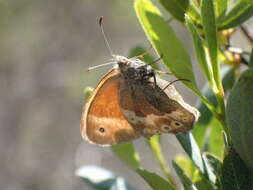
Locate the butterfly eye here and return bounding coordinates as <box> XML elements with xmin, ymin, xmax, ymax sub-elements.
<box><xmin>98</xmin><ymin>127</ymin><xmax>105</xmax><ymax>133</ymax></box>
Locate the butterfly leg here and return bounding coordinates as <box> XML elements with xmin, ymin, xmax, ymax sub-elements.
<box><xmin>148</xmin><ymin>54</ymin><xmax>163</xmax><ymax>68</ymax></box>
<box><xmin>130</xmin><ymin>45</ymin><xmax>153</xmax><ymax>59</ymax></box>
<box><xmin>153</xmin><ymin>74</ymin><xmax>157</xmax><ymax>87</ymax></box>
<box><xmin>154</xmin><ymin>70</ymin><xmax>172</xmax><ymax>75</ymax></box>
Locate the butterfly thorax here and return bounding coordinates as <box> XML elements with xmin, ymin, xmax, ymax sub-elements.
<box><xmin>114</xmin><ymin>56</ymin><xmax>154</xmax><ymax>83</ymax></box>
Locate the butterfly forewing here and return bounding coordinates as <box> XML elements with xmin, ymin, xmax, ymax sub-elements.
<box><xmin>81</xmin><ymin>69</ymin><xmax>140</xmax><ymax>146</ymax></box>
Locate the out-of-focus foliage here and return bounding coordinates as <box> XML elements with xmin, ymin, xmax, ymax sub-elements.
<box><xmin>76</xmin><ymin>166</ymin><xmax>139</xmax><ymax>190</ymax></box>
<box><xmin>0</xmin><ymin>1</ymin><xmax>146</xmax><ymax>190</ymax></box>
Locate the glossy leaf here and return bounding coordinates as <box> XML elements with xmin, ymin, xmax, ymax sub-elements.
<box><xmin>111</xmin><ymin>143</ymin><xmax>140</xmax><ymax>170</ymax></box>
<box><xmin>209</xmin><ymin>117</ymin><xmax>224</xmax><ymax>158</ymax></box>
<box><xmin>157</xmin><ymin>0</ymin><xmax>189</xmax><ymax>22</ymax></box>
<box><xmin>174</xmin><ymin>155</ymin><xmax>196</xmax><ymax>179</ymax></box>
<box><xmin>172</xmin><ymin>161</ymin><xmax>198</xmax><ymax>190</ymax></box>
<box><xmin>202</xmin><ymin>152</ymin><xmax>222</xmax><ymax>183</ymax></box>
<box><xmin>214</xmin><ymin>0</ymin><xmax>228</xmax><ymax>18</ymax></box>
<box><xmin>221</xmin><ymin>147</ymin><xmax>253</xmax><ymax>190</ymax></box>
<box><xmin>226</xmin><ymin>68</ymin><xmax>253</xmax><ymax>170</ymax></box>
<box><xmin>176</xmin><ymin>133</ymin><xmax>218</xmax><ymax>183</ymax></box>
<box><xmin>76</xmin><ymin>166</ymin><xmax>139</xmax><ymax>190</ymax></box>
<box><xmin>135</xmin><ymin>0</ymin><xmax>201</xmax><ymax>96</ymax></box>
<box><xmin>186</xmin><ymin>16</ymin><xmax>213</xmax><ymax>83</ymax></box>
<box><xmin>176</xmin><ymin>133</ymin><xmax>205</xmax><ymax>174</ymax></box>
<box><xmin>201</xmin><ymin>0</ymin><xmax>219</xmax><ymax>88</ymax></box>
<box><xmin>186</xmin><ymin>5</ymin><xmax>202</xmax><ymax>26</ymax></box>
<box><xmin>221</xmin><ymin>66</ymin><xmax>236</xmax><ymax>92</ymax></box>
<box><xmin>202</xmin><ymin>152</ymin><xmax>222</xmax><ymax>188</ymax></box>
<box><xmin>218</xmin><ymin>1</ymin><xmax>253</xmax><ymax>30</ymax></box>
<box><xmin>192</xmin><ymin>84</ymin><xmax>216</xmax><ymax>149</ymax></box>
<box><xmin>136</xmin><ymin>169</ymin><xmax>176</xmax><ymax>190</ymax></box>
<box><xmin>192</xmin><ymin>170</ymin><xmax>216</xmax><ymax>190</ymax></box>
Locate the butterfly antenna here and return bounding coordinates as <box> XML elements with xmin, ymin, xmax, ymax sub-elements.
<box><xmin>86</xmin><ymin>62</ymin><xmax>116</xmax><ymax>72</ymax></box>
<box><xmin>99</xmin><ymin>16</ymin><xmax>114</xmax><ymax>56</ymax></box>
<box><xmin>85</xmin><ymin>17</ymin><xmax>116</xmax><ymax>72</ymax></box>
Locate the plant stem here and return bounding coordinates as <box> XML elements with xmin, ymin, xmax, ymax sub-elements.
<box><xmin>147</xmin><ymin>136</ymin><xmax>177</xmax><ymax>188</ymax></box>
<box><xmin>199</xmin><ymin>93</ymin><xmax>220</xmax><ymax>119</ymax></box>
<box><xmin>216</xmin><ymin>94</ymin><xmax>226</xmax><ymax>125</ymax></box>
<box><xmin>213</xmin><ymin>70</ymin><xmax>232</xmax><ymax>143</ymax></box>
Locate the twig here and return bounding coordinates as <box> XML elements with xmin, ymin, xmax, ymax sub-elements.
<box><xmin>240</xmin><ymin>25</ymin><xmax>253</xmax><ymax>44</ymax></box>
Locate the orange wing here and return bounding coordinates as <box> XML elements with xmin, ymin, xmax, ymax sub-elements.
<box><xmin>80</xmin><ymin>69</ymin><xmax>140</xmax><ymax>146</ymax></box>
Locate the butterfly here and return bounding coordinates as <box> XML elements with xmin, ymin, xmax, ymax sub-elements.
<box><xmin>80</xmin><ymin>17</ymin><xmax>199</xmax><ymax>146</ymax></box>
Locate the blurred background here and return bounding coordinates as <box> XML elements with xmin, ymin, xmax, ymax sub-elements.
<box><xmin>0</xmin><ymin>0</ymin><xmax>252</xmax><ymax>190</ymax></box>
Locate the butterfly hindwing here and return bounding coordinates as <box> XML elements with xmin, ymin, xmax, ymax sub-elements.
<box><xmin>120</xmin><ymin>76</ymin><xmax>199</xmax><ymax>137</ymax></box>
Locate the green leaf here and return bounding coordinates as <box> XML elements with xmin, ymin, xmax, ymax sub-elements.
<box><xmin>176</xmin><ymin>133</ymin><xmax>218</xmax><ymax>184</ymax></box>
<box><xmin>221</xmin><ymin>147</ymin><xmax>253</xmax><ymax>190</ymax></box>
<box><xmin>146</xmin><ymin>135</ymin><xmax>172</xmax><ymax>182</ymax></box>
<box><xmin>202</xmin><ymin>152</ymin><xmax>222</xmax><ymax>189</ymax></box>
<box><xmin>83</xmin><ymin>86</ymin><xmax>94</xmax><ymax>98</ymax></box>
<box><xmin>136</xmin><ymin>169</ymin><xmax>176</xmax><ymax>190</ymax></box>
<box><xmin>202</xmin><ymin>152</ymin><xmax>222</xmax><ymax>185</ymax></box>
<box><xmin>172</xmin><ymin>161</ymin><xmax>198</xmax><ymax>190</ymax></box>
<box><xmin>214</xmin><ymin>0</ymin><xmax>228</xmax><ymax>18</ymax></box>
<box><xmin>186</xmin><ymin>17</ymin><xmax>213</xmax><ymax>83</ymax></box>
<box><xmin>186</xmin><ymin>5</ymin><xmax>202</xmax><ymax>26</ymax></box>
<box><xmin>135</xmin><ymin>0</ymin><xmax>201</xmax><ymax>96</ymax></box>
<box><xmin>191</xmin><ymin>122</ymin><xmax>208</xmax><ymax>151</ymax></box>
<box><xmin>192</xmin><ymin>84</ymin><xmax>216</xmax><ymax>149</ymax></box>
<box><xmin>249</xmin><ymin>48</ymin><xmax>253</xmax><ymax>68</ymax></box>
<box><xmin>192</xmin><ymin>170</ymin><xmax>216</xmax><ymax>190</ymax></box>
<box><xmin>111</xmin><ymin>141</ymin><xmax>176</xmax><ymax>189</ymax></box>
<box><xmin>201</xmin><ymin>0</ymin><xmax>219</xmax><ymax>88</ymax></box>
<box><xmin>222</xmin><ymin>66</ymin><xmax>236</xmax><ymax>91</ymax></box>
<box><xmin>157</xmin><ymin>0</ymin><xmax>189</xmax><ymax>22</ymax></box>
<box><xmin>128</xmin><ymin>45</ymin><xmax>159</xmax><ymax>69</ymax></box>
<box><xmin>174</xmin><ymin>155</ymin><xmax>196</xmax><ymax>179</ymax></box>
<box><xmin>176</xmin><ymin>133</ymin><xmax>205</xmax><ymax>174</ymax></box>
<box><xmin>226</xmin><ymin>68</ymin><xmax>253</xmax><ymax>170</ymax></box>
<box><xmin>111</xmin><ymin>143</ymin><xmax>140</xmax><ymax>170</ymax></box>
<box><xmin>218</xmin><ymin>1</ymin><xmax>253</xmax><ymax>30</ymax></box>
<box><xmin>76</xmin><ymin>166</ymin><xmax>139</xmax><ymax>190</ymax></box>
<box><xmin>209</xmin><ymin>117</ymin><xmax>224</xmax><ymax>158</ymax></box>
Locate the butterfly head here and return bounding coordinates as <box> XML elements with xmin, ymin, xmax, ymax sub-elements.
<box><xmin>112</xmin><ymin>55</ymin><xmax>154</xmax><ymax>81</ymax></box>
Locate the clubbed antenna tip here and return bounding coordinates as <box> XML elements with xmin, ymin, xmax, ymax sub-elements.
<box><xmin>98</xmin><ymin>16</ymin><xmax>113</xmax><ymax>56</ymax></box>
<box><xmin>99</xmin><ymin>16</ymin><xmax>103</xmax><ymax>26</ymax></box>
